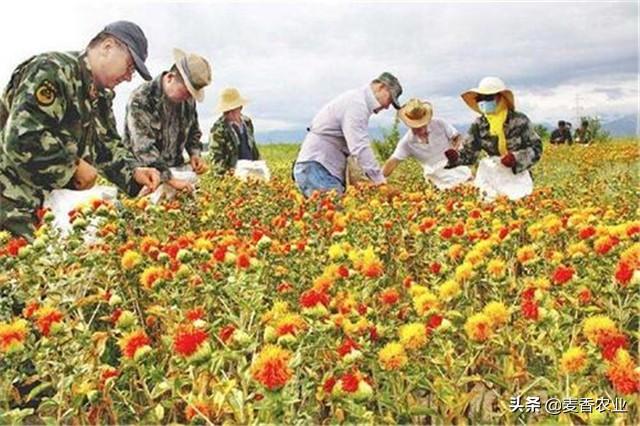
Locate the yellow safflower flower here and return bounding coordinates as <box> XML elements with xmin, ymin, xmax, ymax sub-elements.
<box><xmin>464</xmin><ymin>313</ymin><xmax>492</xmax><ymax>342</ymax></box>
<box><xmin>486</xmin><ymin>259</ymin><xmax>507</xmax><ymax>279</ymax></box>
<box><xmin>559</xmin><ymin>347</ymin><xmax>587</xmax><ymax>374</ymax></box>
<box><xmin>482</xmin><ymin>302</ymin><xmax>509</xmax><ymax>327</ymax></box>
<box><xmin>413</xmin><ymin>292</ymin><xmax>439</xmax><ymax>316</ymax></box>
<box><xmin>438</xmin><ymin>280</ymin><xmax>461</xmax><ymax>300</ymax></box>
<box><xmin>583</xmin><ymin>315</ymin><xmax>617</xmax><ymax>345</ymax></box>
<box><xmin>121</xmin><ymin>250</ymin><xmax>142</xmax><ymax>271</ymax></box>
<box><xmin>455</xmin><ymin>262</ymin><xmax>475</xmax><ymax>282</ymax></box>
<box><xmin>399</xmin><ymin>323</ymin><xmax>427</xmax><ymax>350</ymax></box>
<box><xmin>378</xmin><ymin>342</ymin><xmax>408</xmax><ymax>371</ymax></box>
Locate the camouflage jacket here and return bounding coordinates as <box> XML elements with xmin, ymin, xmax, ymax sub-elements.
<box><xmin>123</xmin><ymin>73</ymin><xmax>203</xmax><ymax>182</ymax></box>
<box><xmin>451</xmin><ymin>110</ymin><xmax>542</xmax><ymax>174</ymax></box>
<box><xmin>0</xmin><ymin>51</ymin><xmax>141</xmax><ymax>210</ymax></box>
<box><xmin>208</xmin><ymin>115</ymin><xmax>260</xmax><ymax>175</ymax></box>
<box><xmin>574</xmin><ymin>128</ymin><xmax>592</xmax><ymax>144</ymax></box>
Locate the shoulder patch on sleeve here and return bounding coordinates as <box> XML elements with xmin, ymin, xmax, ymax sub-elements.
<box><xmin>35</xmin><ymin>80</ymin><xmax>57</xmax><ymax>107</ymax></box>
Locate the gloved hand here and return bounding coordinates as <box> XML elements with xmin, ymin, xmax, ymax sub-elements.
<box><xmin>501</xmin><ymin>152</ymin><xmax>516</xmax><ymax>169</ymax></box>
<box><xmin>444</xmin><ymin>149</ymin><xmax>459</xmax><ymax>163</ymax></box>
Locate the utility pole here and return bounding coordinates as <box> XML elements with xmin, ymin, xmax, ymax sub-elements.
<box><xmin>574</xmin><ymin>94</ymin><xmax>583</xmax><ymax>125</ymax></box>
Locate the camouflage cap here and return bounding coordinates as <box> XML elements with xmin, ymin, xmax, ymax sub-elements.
<box><xmin>103</xmin><ymin>21</ymin><xmax>152</xmax><ymax>81</ymax></box>
<box><xmin>373</xmin><ymin>72</ymin><xmax>403</xmax><ymax>109</ymax></box>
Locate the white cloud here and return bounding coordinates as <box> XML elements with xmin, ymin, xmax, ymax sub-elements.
<box><xmin>1</xmin><ymin>0</ymin><xmax>637</xmax><ymax>138</ymax></box>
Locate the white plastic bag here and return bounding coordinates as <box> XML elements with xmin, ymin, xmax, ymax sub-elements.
<box><xmin>148</xmin><ymin>166</ymin><xmax>198</xmax><ymax>204</ymax></box>
<box><xmin>43</xmin><ymin>185</ymin><xmax>118</xmax><ymax>235</ymax></box>
<box><xmin>234</xmin><ymin>160</ymin><xmax>271</xmax><ymax>182</ymax></box>
<box><xmin>423</xmin><ymin>160</ymin><xmax>472</xmax><ymax>190</ymax></box>
<box><xmin>474</xmin><ymin>156</ymin><xmax>533</xmax><ymax>201</ymax></box>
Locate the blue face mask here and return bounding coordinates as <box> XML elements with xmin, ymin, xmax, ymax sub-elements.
<box><xmin>478</xmin><ymin>99</ymin><xmax>497</xmax><ymax>114</ymax></box>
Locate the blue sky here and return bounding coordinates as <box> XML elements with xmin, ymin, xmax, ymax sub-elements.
<box><xmin>1</xmin><ymin>0</ymin><xmax>637</xmax><ymax>138</ymax></box>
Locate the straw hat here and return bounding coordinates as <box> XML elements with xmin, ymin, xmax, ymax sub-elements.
<box><xmin>461</xmin><ymin>76</ymin><xmax>515</xmax><ymax>114</ymax></box>
<box><xmin>173</xmin><ymin>48</ymin><xmax>212</xmax><ymax>102</ymax></box>
<box><xmin>398</xmin><ymin>98</ymin><xmax>433</xmax><ymax>128</ymax></box>
<box><xmin>216</xmin><ymin>87</ymin><xmax>249</xmax><ymax>113</ymax></box>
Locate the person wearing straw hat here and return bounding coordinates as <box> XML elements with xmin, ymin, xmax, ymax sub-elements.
<box><xmin>382</xmin><ymin>98</ymin><xmax>472</xmax><ymax>190</ymax></box>
<box><xmin>293</xmin><ymin>72</ymin><xmax>403</xmax><ymax>197</ymax></box>
<box><xmin>445</xmin><ymin>76</ymin><xmax>542</xmax><ymax>200</ymax></box>
<box><xmin>123</xmin><ymin>48</ymin><xmax>212</xmax><ymax>192</ymax></box>
<box><xmin>208</xmin><ymin>88</ymin><xmax>260</xmax><ymax>175</ymax></box>
<box><xmin>0</xmin><ymin>20</ymin><xmax>161</xmax><ymax>238</ymax></box>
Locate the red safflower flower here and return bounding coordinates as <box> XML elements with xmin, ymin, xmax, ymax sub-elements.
<box><xmin>595</xmin><ymin>236</ymin><xmax>619</xmax><ymax>256</ymax></box>
<box><xmin>427</xmin><ymin>314</ymin><xmax>443</xmax><ymax>331</ymax></box>
<box><xmin>362</xmin><ymin>260</ymin><xmax>383</xmax><ymax>278</ymax></box>
<box><xmin>212</xmin><ymin>245</ymin><xmax>227</xmax><ymax>262</ymax></box>
<box><xmin>338</xmin><ymin>265</ymin><xmax>350</xmax><ymax>278</ymax></box>
<box><xmin>521</xmin><ymin>299</ymin><xmax>539</xmax><ymax>321</ymax></box>
<box><xmin>369</xmin><ymin>325</ymin><xmax>379</xmax><ymax>342</ymax></box>
<box><xmin>337</xmin><ymin>338</ymin><xmax>360</xmax><ymax>358</ymax></box>
<box><xmin>579</xmin><ymin>226</ymin><xmax>596</xmax><ymax>240</ymax></box>
<box><xmin>5</xmin><ymin>237</ymin><xmax>28</xmax><ymax>257</ymax></box>
<box><xmin>99</xmin><ymin>367</ymin><xmax>119</xmax><ymax>389</ymax></box>
<box><xmin>277</xmin><ymin>282</ymin><xmax>293</xmax><ymax>293</ymax></box>
<box><xmin>22</xmin><ymin>301</ymin><xmax>40</xmax><ymax>319</ymax></box>
<box><xmin>379</xmin><ymin>288</ymin><xmax>400</xmax><ymax>305</ymax></box>
<box><xmin>614</xmin><ymin>262</ymin><xmax>633</xmax><ymax>286</ymax></box>
<box><xmin>323</xmin><ymin>377</ymin><xmax>337</xmax><ymax>394</ymax></box>
<box><xmin>219</xmin><ymin>324</ymin><xmax>236</xmax><ymax>344</ymax></box>
<box><xmin>430</xmin><ymin>262</ymin><xmax>442</xmax><ymax>275</ymax></box>
<box><xmin>578</xmin><ymin>288</ymin><xmax>592</xmax><ymax>304</ymax></box>
<box><xmin>236</xmin><ymin>252</ymin><xmax>251</xmax><ymax>268</ymax></box>
<box><xmin>341</xmin><ymin>372</ymin><xmax>359</xmax><ymax>393</ymax></box>
<box><xmin>173</xmin><ymin>325</ymin><xmax>208</xmax><ymax>357</ymax></box>
<box><xmin>440</xmin><ymin>227</ymin><xmax>454</xmax><ymax>239</ymax></box>
<box><xmin>251</xmin><ymin>345</ymin><xmax>293</xmax><ymax>390</ymax></box>
<box><xmin>299</xmin><ymin>289</ymin><xmax>330</xmax><ymax>308</ymax></box>
<box><xmin>119</xmin><ymin>329</ymin><xmax>151</xmax><ymax>359</ymax></box>
<box><xmin>597</xmin><ymin>330</ymin><xmax>628</xmax><ymax>361</ymax></box>
<box><xmin>552</xmin><ymin>265</ymin><xmax>575</xmax><ymax>285</ymax></box>
<box><xmin>185</xmin><ymin>307</ymin><xmax>205</xmax><ymax>322</ymax></box>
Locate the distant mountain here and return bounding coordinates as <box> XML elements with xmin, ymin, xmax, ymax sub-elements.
<box><xmin>603</xmin><ymin>114</ymin><xmax>638</xmax><ymax>137</ymax></box>
<box><xmin>253</xmin><ymin>115</ymin><xmax>638</xmax><ymax>145</ymax></box>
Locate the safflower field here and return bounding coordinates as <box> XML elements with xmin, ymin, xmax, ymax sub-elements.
<box><xmin>0</xmin><ymin>139</ymin><xmax>638</xmax><ymax>424</ymax></box>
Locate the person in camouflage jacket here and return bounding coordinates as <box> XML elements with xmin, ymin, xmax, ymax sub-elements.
<box><xmin>208</xmin><ymin>88</ymin><xmax>260</xmax><ymax>175</ymax></box>
<box><xmin>0</xmin><ymin>21</ymin><xmax>160</xmax><ymax>238</ymax></box>
<box><xmin>123</xmin><ymin>49</ymin><xmax>211</xmax><ymax>191</ymax></box>
<box><xmin>445</xmin><ymin>77</ymin><xmax>542</xmax><ymax>176</ymax></box>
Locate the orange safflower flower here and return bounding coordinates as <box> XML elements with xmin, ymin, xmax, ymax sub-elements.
<box><xmin>251</xmin><ymin>345</ymin><xmax>293</xmax><ymax>390</ymax></box>
<box><xmin>378</xmin><ymin>288</ymin><xmax>400</xmax><ymax>305</ymax></box>
<box><xmin>184</xmin><ymin>399</ymin><xmax>211</xmax><ymax>422</ymax></box>
<box><xmin>362</xmin><ymin>259</ymin><xmax>383</xmax><ymax>278</ymax></box>
<box><xmin>139</xmin><ymin>266</ymin><xmax>171</xmax><ymax>289</ymax></box>
<box><xmin>605</xmin><ymin>349</ymin><xmax>640</xmax><ymax>395</ymax></box>
<box><xmin>34</xmin><ymin>307</ymin><xmax>63</xmax><ymax>336</ymax></box>
<box><xmin>464</xmin><ymin>313</ymin><xmax>492</xmax><ymax>342</ymax></box>
<box><xmin>274</xmin><ymin>314</ymin><xmax>306</xmax><ymax>337</ymax></box>
<box><xmin>119</xmin><ymin>329</ymin><xmax>151</xmax><ymax>360</ymax></box>
<box><xmin>0</xmin><ymin>319</ymin><xmax>28</xmax><ymax>353</ymax></box>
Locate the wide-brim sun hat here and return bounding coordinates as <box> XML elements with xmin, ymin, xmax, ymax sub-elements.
<box><xmin>398</xmin><ymin>98</ymin><xmax>433</xmax><ymax>128</ymax></box>
<box><xmin>216</xmin><ymin>87</ymin><xmax>249</xmax><ymax>113</ymax></box>
<box><xmin>173</xmin><ymin>48</ymin><xmax>212</xmax><ymax>102</ymax></box>
<box><xmin>461</xmin><ymin>76</ymin><xmax>515</xmax><ymax>114</ymax></box>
